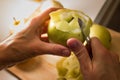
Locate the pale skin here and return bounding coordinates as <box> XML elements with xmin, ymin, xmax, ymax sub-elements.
<box><xmin>0</xmin><ymin>7</ymin><xmax>120</xmax><ymax>80</ymax></box>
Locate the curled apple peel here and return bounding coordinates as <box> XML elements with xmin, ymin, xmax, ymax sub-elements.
<box><xmin>56</xmin><ymin>52</ymin><xmax>83</xmax><ymax>80</ymax></box>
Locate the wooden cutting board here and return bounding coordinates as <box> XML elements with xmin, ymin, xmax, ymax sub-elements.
<box><xmin>7</xmin><ymin>29</ymin><xmax>120</xmax><ymax>80</ymax></box>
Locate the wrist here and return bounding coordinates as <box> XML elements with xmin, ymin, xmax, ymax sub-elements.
<box><xmin>0</xmin><ymin>43</ymin><xmax>8</xmax><ymax>69</ymax></box>
<box><xmin>0</xmin><ymin>42</ymin><xmax>16</xmax><ymax>70</ymax></box>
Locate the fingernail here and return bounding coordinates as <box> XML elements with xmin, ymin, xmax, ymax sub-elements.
<box><xmin>62</xmin><ymin>49</ymin><xmax>70</xmax><ymax>56</ymax></box>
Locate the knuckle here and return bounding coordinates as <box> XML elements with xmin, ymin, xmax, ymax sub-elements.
<box><xmin>75</xmin><ymin>46</ymin><xmax>87</xmax><ymax>58</ymax></box>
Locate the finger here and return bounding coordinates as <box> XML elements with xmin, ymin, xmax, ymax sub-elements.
<box><xmin>67</xmin><ymin>38</ymin><xmax>92</xmax><ymax>71</ymax></box>
<box><xmin>27</xmin><ymin>7</ymin><xmax>60</xmax><ymax>32</ymax></box>
<box><xmin>31</xmin><ymin>40</ymin><xmax>71</xmax><ymax>57</ymax></box>
<box><xmin>91</xmin><ymin>37</ymin><xmax>110</xmax><ymax>60</ymax></box>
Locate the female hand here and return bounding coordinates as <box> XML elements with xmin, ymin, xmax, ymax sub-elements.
<box><xmin>67</xmin><ymin>37</ymin><xmax>120</xmax><ymax>80</ymax></box>
<box><xmin>0</xmin><ymin>8</ymin><xmax>70</xmax><ymax>69</ymax></box>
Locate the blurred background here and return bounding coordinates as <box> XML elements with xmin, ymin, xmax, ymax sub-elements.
<box><xmin>94</xmin><ymin>0</ymin><xmax>120</xmax><ymax>32</ymax></box>
<box><xmin>107</xmin><ymin>2</ymin><xmax>120</xmax><ymax>32</ymax></box>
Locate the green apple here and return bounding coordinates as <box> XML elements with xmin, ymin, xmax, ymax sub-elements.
<box><xmin>56</xmin><ymin>24</ymin><xmax>112</xmax><ymax>80</ymax></box>
<box><xmin>48</xmin><ymin>9</ymin><xmax>92</xmax><ymax>79</ymax></box>
<box><xmin>48</xmin><ymin>8</ymin><xmax>92</xmax><ymax>46</ymax></box>
<box><xmin>90</xmin><ymin>24</ymin><xmax>111</xmax><ymax>48</ymax></box>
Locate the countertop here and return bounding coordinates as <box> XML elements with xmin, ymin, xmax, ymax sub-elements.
<box><xmin>0</xmin><ymin>0</ymin><xmax>117</xmax><ymax>80</ymax></box>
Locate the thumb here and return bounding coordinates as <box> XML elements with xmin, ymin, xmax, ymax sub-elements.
<box><xmin>67</xmin><ymin>38</ymin><xmax>92</xmax><ymax>72</ymax></box>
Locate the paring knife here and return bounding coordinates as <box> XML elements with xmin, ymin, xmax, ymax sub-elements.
<box><xmin>78</xmin><ymin>18</ymin><xmax>93</xmax><ymax>59</ymax></box>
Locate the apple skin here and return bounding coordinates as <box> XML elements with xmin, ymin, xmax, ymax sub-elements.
<box><xmin>90</xmin><ymin>24</ymin><xmax>111</xmax><ymax>48</ymax></box>
<box><xmin>48</xmin><ymin>8</ymin><xmax>92</xmax><ymax>46</ymax></box>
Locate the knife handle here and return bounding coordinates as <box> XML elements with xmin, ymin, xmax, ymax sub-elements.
<box><xmin>85</xmin><ymin>40</ymin><xmax>93</xmax><ymax>59</ymax></box>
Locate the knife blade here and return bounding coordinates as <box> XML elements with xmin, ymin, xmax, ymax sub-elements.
<box><xmin>78</xmin><ymin>18</ymin><xmax>93</xmax><ymax>59</ymax></box>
